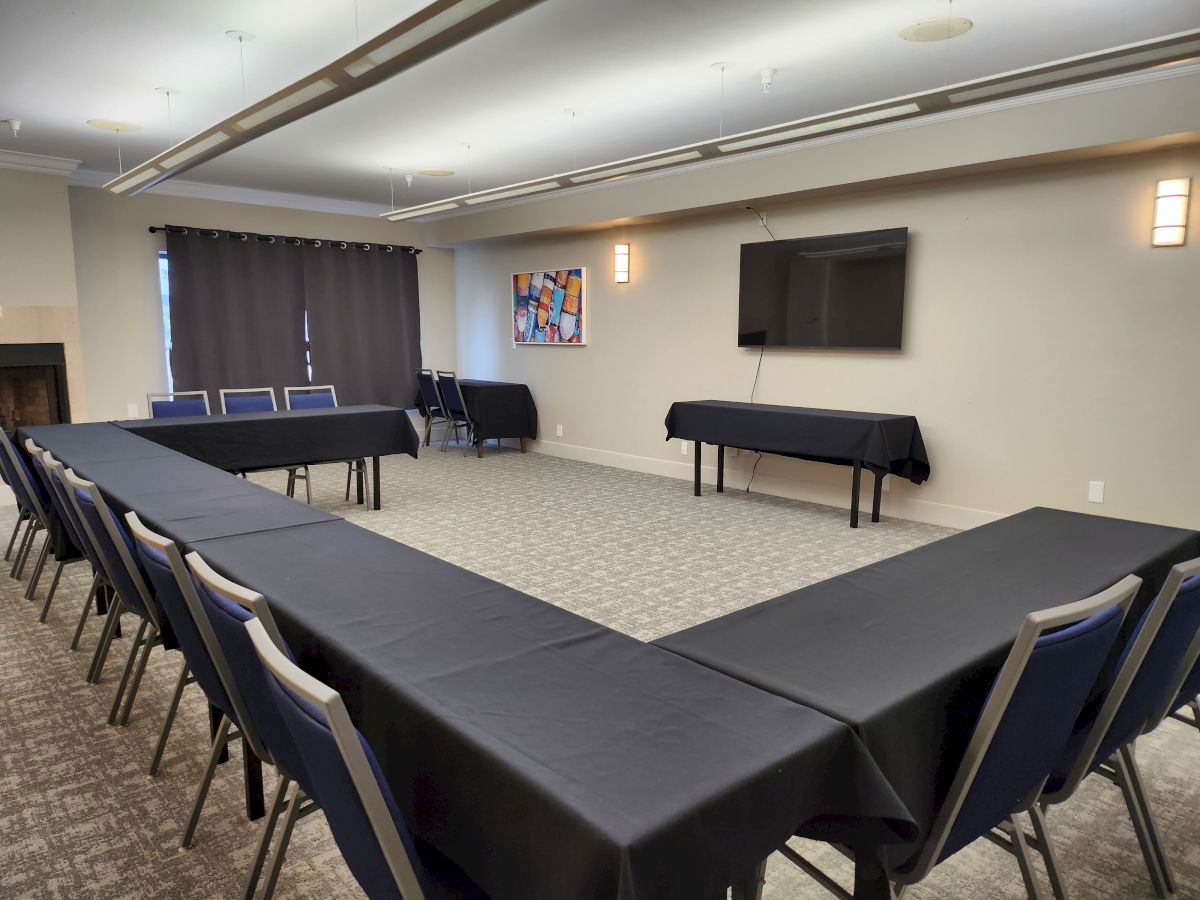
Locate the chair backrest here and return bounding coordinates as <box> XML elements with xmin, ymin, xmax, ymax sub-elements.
<box><xmin>148</xmin><ymin>391</ymin><xmax>210</xmax><ymax>418</ymax></box>
<box><xmin>1044</xmin><ymin>558</ymin><xmax>1200</xmax><ymax>801</ymax></box>
<box><xmin>25</xmin><ymin>440</ymin><xmax>84</xmax><ymax>559</ymax></box>
<box><xmin>0</xmin><ymin>428</ymin><xmax>50</xmax><ymax>522</ymax></box>
<box><xmin>415</xmin><ymin>369</ymin><xmax>443</xmax><ymax>415</ymax></box>
<box><xmin>220</xmin><ymin>387</ymin><xmax>277</xmax><ymax>414</ymax></box>
<box><xmin>284</xmin><ymin>384</ymin><xmax>337</xmax><ymax>410</ymax></box>
<box><xmin>246</xmin><ymin>617</ymin><xmax>429</xmax><ymax>900</ymax></box>
<box><xmin>434</xmin><ymin>371</ymin><xmax>467</xmax><ymax>418</ymax></box>
<box><xmin>43</xmin><ymin>454</ymin><xmax>102</xmax><ymax>571</ymax></box>
<box><xmin>62</xmin><ymin>468</ymin><xmax>159</xmax><ymax>627</ymax></box>
<box><xmin>184</xmin><ymin>550</ymin><xmax>305</xmax><ymax>779</ymax></box>
<box><xmin>126</xmin><ymin>511</ymin><xmax>265</xmax><ymax>754</ymax></box>
<box><xmin>898</xmin><ymin>575</ymin><xmax>1139</xmax><ymax>881</ymax></box>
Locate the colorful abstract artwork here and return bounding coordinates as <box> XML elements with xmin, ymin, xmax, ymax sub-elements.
<box><xmin>512</xmin><ymin>268</ymin><xmax>585</xmax><ymax>345</ymax></box>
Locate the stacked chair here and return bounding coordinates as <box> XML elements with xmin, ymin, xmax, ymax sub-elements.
<box><xmin>434</xmin><ymin>370</ymin><xmax>474</xmax><ymax>455</ymax></box>
<box><xmin>415</xmin><ymin>368</ymin><xmax>450</xmax><ymax>448</ymax></box>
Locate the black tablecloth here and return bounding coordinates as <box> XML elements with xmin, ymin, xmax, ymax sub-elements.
<box><xmin>665</xmin><ymin>400</ymin><xmax>930</xmax><ymax>481</ymax></box>
<box><xmin>192</xmin><ymin>520</ymin><xmax>916</xmax><ymax>900</ymax></box>
<box><xmin>24</xmin><ymin>422</ymin><xmax>178</xmax><ymax>466</ymax></box>
<box><xmin>115</xmin><ymin>405</ymin><xmax>419</xmax><ymax>472</ymax></box>
<box><xmin>656</xmin><ymin>507</ymin><xmax>1200</xmax><ymax>866</ymax></box>
<box><xmin>459</xmin><ymin>380</ymin><xmax>538</xmax><ymax>442</ymax></box>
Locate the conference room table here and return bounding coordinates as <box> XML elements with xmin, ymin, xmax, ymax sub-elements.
<box><xmin>21</xmin><ymin>419</ymin><xmax>918</xmax><ymax>900</ymax></box>
<box><xmin>664</xmin><ymin>400</ymin><xmax>930</xmax><ymax>527</ymax></box>
<box><xmin>458</xmin><ymin>379</ymin><xmax>538</xmax><ymax>456</ymax></box>
<box><xmin>656</xmin><ymin>507</ymin><xmax>1200</xmax><ymax>869</ymax></box>
<box><xmin>115</xmin><ymin>404</ymin><xmax>419</xmax><ymax>510</ymax></box>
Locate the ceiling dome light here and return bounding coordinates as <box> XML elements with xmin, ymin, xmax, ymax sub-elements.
<box><xmin>417</xmin><ymin>168</ymin><xmax>455</xmax><ymax>176</ymax></box>
<box><xmin>899</xmin><ymin>17</ymin><xmax>973</xmax><ymax>42</ymax></box>
<box><xmin>86</xmin><ymin>119</ymin><xmax>143</xmax><ymax>133</ymax></box>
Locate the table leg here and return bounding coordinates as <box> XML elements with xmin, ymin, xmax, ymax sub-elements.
<box><xmin>372</xmin><ymin>456</ymin><xmax>381</xmax><ymax>511</ymax></box>
<box><xmin>356</xmin><ymin>462</ymin><xmax>365</xmax><ymax>505</ymax></box>
<box><xmin>850</xmin><ymin>459</ymin><xmax>862</xmax><ymax>528</ymax></box>
<box><xmin>717</xmin><ymin>445</ymin><xmax>725</xmax><ymax>493</ymax></box>
<box><xmin>693</xmin><ymin>441</ymin><xmax>701</xmax><ymax>496</ymax></box>
<box><xmin>731</xmin><ymin>858</ymin><xmax>767</xmax><ymax>900</ymax></box>
<box><xmin>209</xmin><ymin>702</ymin><xmax>229</xmax><ymax>765</ymax></box>
<box><xmin>853</xmin><ymin>854</ymin><xmax>892</xmax><ymax>899</ymax></box>
<box><xmin>476</xmin><ymin>440</ymin><xmax>484</xmax><ymax>459</ymax></box>
<box><xmin>520</xmin><ymin>437</ymin><xmax>528</xmax><ymax>453</ymax></box>
<box><xmin>243</xmin><ymin>743</ymin><xmax>265</xmax><ymax>821</ymax></box>
<box><xmin>872</xmin><ymin>470</ymin><xmax>883</xmax><ymax>523</ymax></box>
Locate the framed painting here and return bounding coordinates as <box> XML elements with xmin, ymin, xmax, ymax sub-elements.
<box><xmin>512</xmin><ymin>267</ymin><xmax>585</xmax><ymax>345</ymax></box>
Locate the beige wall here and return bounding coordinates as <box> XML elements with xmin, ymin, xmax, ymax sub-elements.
<box><xmin>0</xmin><ymin>168</ymin><xmax>79</xmax><ymax>308</ymax></box>
<box><xmin>453</xmin><ymin>147</ymin><xmax>1200</xmax><ymax>529</ymax></box>
<box><xmin>68</xmin><ymin>186</ymin><xmax>456</xmax><ymax>422</ymax></box>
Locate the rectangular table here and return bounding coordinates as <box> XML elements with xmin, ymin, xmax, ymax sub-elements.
<box><xmin>115</xmin><ymin>404</ymin><xmax>420</xmax><ymax>510</ymax></box>
<box><xmin>664</xmin><ymin>400</ymin><xmax>930</xmax><ymax>527</ymax></box>
<box><xmin>191</xmin><ymin>520</ymin><xmax>915</xmax><ymax>900</ymax></box>
<box><xmin>459</xmin><ymin>379</ymin><xmax>538</xmax><ymax>457</ymax></box>
<box><xmin>656</xmin><ymin>507</ymin><xmax>1200</xmax><ymax>868</ymax></box>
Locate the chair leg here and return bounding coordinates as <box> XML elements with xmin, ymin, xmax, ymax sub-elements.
<box><xmin>108</xmin><ymin>619</ymin><xmax>149</xmax><ymax>724</ymax></box>
<box><xmin>242</xmin><ymin>774</ymin><xmax>292</xmax><ymax>900</ymax></box>
<box><xmin>87</xmin><ymin>596</ymin><xmax>125</xmax><ymax>684</ymax></box>
<box><xmin>1119</xmin><ymin>744</ymin><xmax>1175</xmax><ymax>894</ymax></box>
<box><xmin>182</xmin><ymin>714</ymin><xmax>233</xmax><ymax>849</ymax></box>
<box><xmin>4</xmin><ymin>510</ymin><xmax>25</xmax><ymax>561</ymax></box>
<box><xmin>118</xmin><ymin>626</ymin><xmax>159</xmax><ymax>726</ymax></box>
<box><xmin>1112</xmin><ymin>751</ymin><xmax>1171</xmax><ymax>898</ymax></box>
<box><xmin>150</xmin><ymin>660</ymin><xmax>191</xmax><ymax>775</ymax></box>
<box><xmin>38</xmin><ymin>560</ymin><xmax>66</xmax><ymax>622</ymax></box>
<box><xmin>1028</xmin><ymin>805</ymin><xmax>1070</xmax><ymax>900</ymax></box>
<box><xmin>11</xmin><ymin>519</ymin><xmax>37</xmax><ymax>578</ymax></box>
<box><xmin>23</xmin><ymin>533</ymin><xmax>51</xmax><ymax>600</ymax></box>
<box><xmin>258</xmin><ymin>780</ymin><xmax>304</xmax><ymax>899</ymax></box>
<box><xmin>70</xmin><ymin>573</ymin><xmax>102</xmax><ymax>650</ymax></box>
<box><xmin>1008</xmin><ymin>815</ymin><xmax>1048</xmax><ymax>900</ymax></box>
<box><xmin>423</xmin><ymin>415</ymin><xmax>432</xmax><ymax>447</ymax></box>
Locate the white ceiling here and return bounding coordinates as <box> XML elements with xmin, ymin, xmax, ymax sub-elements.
<box><xmin>2</xmin><ymin>0</ymin><xmax>1198</xmax><ymax>210</ymax></box>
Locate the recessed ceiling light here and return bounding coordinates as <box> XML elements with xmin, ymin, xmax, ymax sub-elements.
<box><xmin>899</xmin><ymin>17</ymin><xmax>973</xmax><ymax>42</ymax></box>
<box><xmin>417</xmin><ymin>168</ymin><xmax>455</xmax><ymax>176</ymax></box>
<box><xmin>86</xmin><ymin>119</ymin><xmax>142</xmax><ymax>133</ymax></box>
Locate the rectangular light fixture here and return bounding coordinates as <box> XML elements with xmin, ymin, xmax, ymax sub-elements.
<box><xmin>108</xmin><ymin>167</ymin><xmax>162</xmax><ymax>194</ymax></box>
<box><xmin>158</xmin><ymin>132</ymin><xmax>230</xmax><ymax>170</ymax></box>
<box><xmin>345</xmin><ymin>0</ymin><xmax>503</xmax><ymax>77</ymax></box>
<box><xmin>569</xmin><ymin>151</ymin><xmax>704</xmax><ymax>184</ymax></box>
<box><xmin>463</xmin><ymin>181</ymin><xmax>559</xmax><ymax>204</ymax></box>
<box><xmin>1152</xmin><ymin>177</ymin><xmax>1191</xmax><ymax>247</ymax></box>
<box><xmin>717</xmin><ymin>103</ymin><xmax>921</xmax><ymax>153</ymax></box>
<box><xmin>386</xmin><ymin>202</ymin><xmax>460</xmax><ymax>221</ymax></box>
<box><xmin>235</xmin><ymin>79</ymin><xmax>337</xmax><ymax>131</ymax></box>
<box><xmin>614</xmin><ymin>243</ymin><xmax>630</xmax><ymax>283</ymax></box>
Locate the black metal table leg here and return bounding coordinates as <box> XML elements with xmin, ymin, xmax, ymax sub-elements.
<box><xmin>850</xmin><ymin>459</ymin><xmax>862</xmax><ymax>528</ymax></box>
<box><xmin>853</xmin><ymin>854</ymin><xmax>892</xmax><ymax>899</ymax></box>
<box><xmin>693</xmin><ymin>442</ymin><xmax>701</xmax><ymax>496</ymax></box>
<box><xmin>356</xmin><ymin>461</ymin><xmax>365</xmax><ymax>505</ymax></box>
<box><xmin>872</xmin><ymin>469</ymin><xmax>883</xmax><ymax>523</ymax></box>
<box><xmin>372</xmin><ymin>456</ymin><xmax>381</xmax><ymax>510</ymax></box>
<box><xmin>731</xmin><ymin>858</ymin><xmax>767</xmax><ymax>900</ymax></box>
<box><xmin>243</xmin><ymin>744</ymin><xmax>265</xmax><ymax>821</ymax></box>
<box><xmin>717</xmin><ymin>445</ymin><xmax>725</xmax><ymax>493</ymax></box>
<box><xmin>209</xmin><ymin>702</ymin><xmax>229</xmax><ymax>765</ymax></box>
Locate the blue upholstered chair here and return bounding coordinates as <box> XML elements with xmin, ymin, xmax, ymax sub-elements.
<box><xmin>147</xmin><ymin>390</ymin><xmax>210</xmax><ymax>418</ymax></box>
<box><xmin>282</xmin><ymin>384</ymin><xmax>369</xmax><ymax>506</ymax></box>
<box><xmin>184</xmin><ymin>550</ymin><xmax>315</xmax><ymax>899</ymax></box>
<box><xmin>435</xmin><ymin>370</ymin><xmax>473</xmax><ymax>455</ymax></box>
<box><xmin>784</xmin><ymin>575</ymin><xmax>1139</xmax><ymax>900</ymax></box>
<box><xmin>416</xmin><ymin>368</ymin><xmax>450</xmax><ymax>448</ymax></box>
<box><xmin>1036</xmin><ymin>559</ymin><xmax>1200</xmax><ymax>898</ymax></box>
<box><xmin>63</xmin><ymin>469</ymin><xmax>167</xmax><ymax>728</ymax></box>
<box><xmin>0</xmin><ymin>442</ymin><xmax>32</xmax><ymax>565</ymax></box>
<box><xmin>246</xmin><ymin>617</ymin><xmax>489</xmax><ymax>900</ymax></box>
<box><xmin>220</xmin><ymin>387</ymin><xmax>277</xmax><ymax>414</ymax></box>
<box><xmin>0</xmin><ymin>427</ymin><xmax>53</xmax><ymax>585</ymax></box>
<box><xmin>23</xmin><ymin>439</ymin><xmax>88</xmax><ymax>620</ymax></box>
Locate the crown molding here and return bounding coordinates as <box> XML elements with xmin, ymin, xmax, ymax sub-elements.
<box><xmin>68</xmin><ymin>167</ymin><xmax>388</xmax><ymax>219</ymax></box>
<box><xmin>0</xmin><ymin>149</ymin><xmax>82</xmax><ymax>176</ymax></box>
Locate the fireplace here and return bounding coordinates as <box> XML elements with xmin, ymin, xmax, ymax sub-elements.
<box><xmin>0</xmin><ymin>343</ymin><xmax>71</xmax><ymax>434</ymax></box>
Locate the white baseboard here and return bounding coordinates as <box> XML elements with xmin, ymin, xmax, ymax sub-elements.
<box><xmin>528</xmin><ymin>439</ymin><xmax>1001</xmax><ymax>531</ymax></box>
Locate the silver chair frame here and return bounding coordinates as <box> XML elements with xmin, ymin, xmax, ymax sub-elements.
<box><xmin>416</xmin><ymin>368</ymin><xmax>450</xmax><ymax>448</ymax></box>
<box><xmin>183</xmin><ymin>548</ymin><xmax>316</xmax><ymax>899</ymax></box>
<box><xmin>147</xmin><ymin>390</ymin><xmax>211</xmax><ymax>417</ymax></box>
<box><xmin>24</xmin><ymin>440</ymin><xmax>90</xmax><ymax>620</ymax></box>
<box><xmin>219</xmin><ymin>386</ymin><xmax>278</xmax><ymax>414</ymax></box>
<box><xmin>0</xmin><ymin>429</ymin><xmax>53</xmax><ymax>588</ymax></box>
<box><xmin>435</xmin><ymin>369</ymin><xmax>473</xmax><ymax>455</ymax></box>
<box><xmin>42</xmin><ymin>454</ymin><xmax>108</xmax><ymax>651</ymax></box>
<box><xmin>246</xmin><ymin>617</ymin><xmax>429</xmax><ymax>900</ymax></box>
<box><xmin>282</xmin><ymin>384</ymin><xmax>369</xmax><ymax>508</ymax></box>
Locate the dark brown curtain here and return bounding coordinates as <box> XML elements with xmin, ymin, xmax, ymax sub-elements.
<box><xmin>303</xmin><ymin>244</ymin><xmax>421</xmax><ymax>407</ymax></box>
<box><xmin>166</xmin><ymin>228</ymin><xmax>308</xmax><ymax>408</ymax></box>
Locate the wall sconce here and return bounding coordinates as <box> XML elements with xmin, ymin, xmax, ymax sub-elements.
<box><xmin>614</xmin><ymin>243</ymin><xmax>630</xmax><ymax>283</ymax></box>
<box><xmin>1152</xmin><ymin>177</ymin><xmax>1190</xmax><ymax>247</ymax></box>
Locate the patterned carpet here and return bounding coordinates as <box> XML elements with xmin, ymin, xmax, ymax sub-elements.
<box><xmin>0</xmin><ymin>446</ymin><xmax>1197</xmax><ymax>899</ymax></box>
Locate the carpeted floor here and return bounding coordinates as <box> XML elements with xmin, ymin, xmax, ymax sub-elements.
<box><xmin>1</xmin><ymin>447</ymin><xmax>1197</xmax><ymax>898</ymax></box>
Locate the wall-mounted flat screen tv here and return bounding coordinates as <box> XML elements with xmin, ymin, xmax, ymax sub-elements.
<box><xmin>738</xmin><ymin>227</ymin><xmax>908</xmax><ymax>349</ymax></box>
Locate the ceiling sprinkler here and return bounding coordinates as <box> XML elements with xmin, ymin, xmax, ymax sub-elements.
<box><xmin>3</xmin><ymin>119</ymin><xmax>20</xmax><ymax>136</ymax></box>
<box><xmin>760</xmin><ymin>69</ymin><xmax>776</xmax><ymax>95</ymax></box>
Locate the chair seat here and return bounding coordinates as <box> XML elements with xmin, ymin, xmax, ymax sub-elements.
<box><xmin>415</xmin><ymin>839</ymin><xmax>490</xmax><ymax>900</ymax></box>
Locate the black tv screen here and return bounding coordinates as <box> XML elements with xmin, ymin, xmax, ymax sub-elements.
<box><xmin>738</xmin><ymin>227</ymin><xmax>908</xmax><ymax>349</ymax></box>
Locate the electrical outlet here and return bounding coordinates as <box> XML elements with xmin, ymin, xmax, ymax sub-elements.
<box><xmin>127</xmin><ymin>402</ymin><xmax>138</xmax><ymax>418</ymax></box>
<box><xmin>555</xmin><ymin>424</ymin><xmax>563</xmax><ymax>438</ymax></box>
<box><xmin>680</xmin><ymin>441</ymin><xmax>688</xmax><ymax>456</ymax></box>
<box><xmin>1088</xmin><ymin>481</ymin><xmax>1105</xmax><ymax>503</ymax></box>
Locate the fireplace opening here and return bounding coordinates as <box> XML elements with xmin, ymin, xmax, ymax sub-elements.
<box><xmin>0</xmin><ymin>343</ymin><xmax>71</xmax><ymax>435</ymax></box>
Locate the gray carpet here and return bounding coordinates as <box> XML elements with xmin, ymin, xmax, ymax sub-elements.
<box><xmin>0</xmin><ymin>447</ymin><xmax>1196</xmax><ymax>899</ymax></box>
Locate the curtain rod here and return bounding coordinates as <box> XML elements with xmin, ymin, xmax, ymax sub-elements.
<box><xmin>147</xmin><ymin>225</ymin><xmax>421</xmax><ymax>254</ymax></box>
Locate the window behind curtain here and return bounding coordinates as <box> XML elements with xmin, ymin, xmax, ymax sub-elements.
<box><xmin>158</xmin><ymin>251</ymin><xmax>173</xmax><ymax>392</ymax></box>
